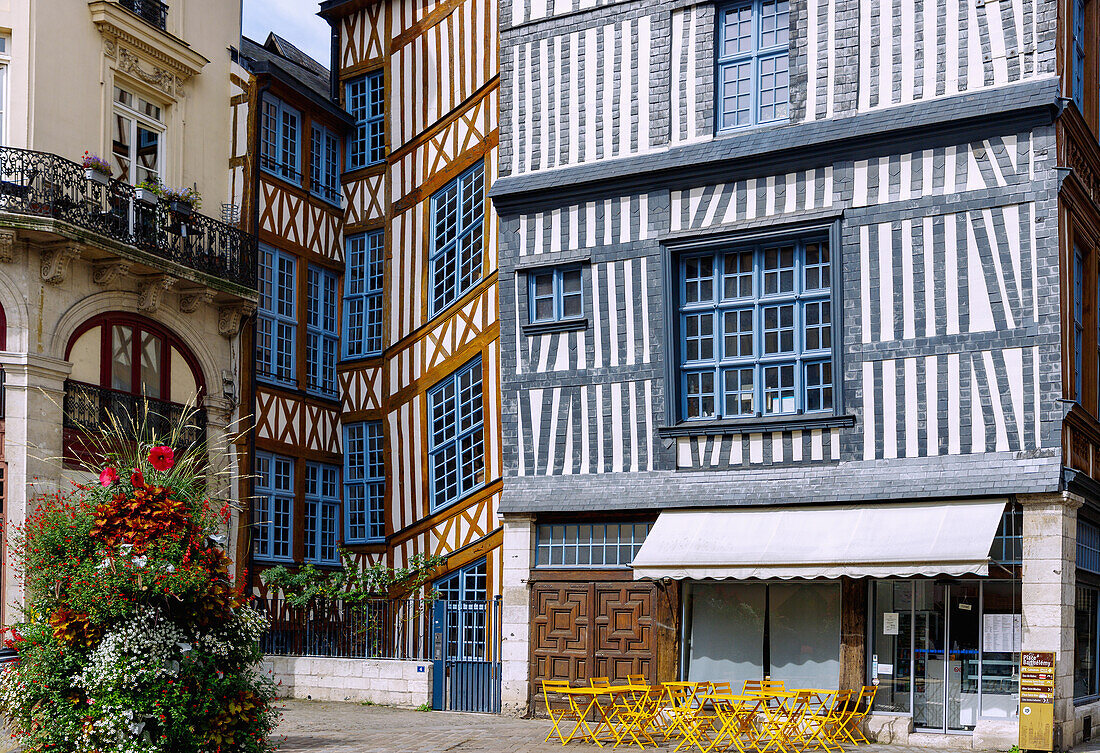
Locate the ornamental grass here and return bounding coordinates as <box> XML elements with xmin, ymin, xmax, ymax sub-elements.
<box><xmin>0</xmin><ymin>407</ymin><xmax>278</xmax><ymax>753</ymax></box>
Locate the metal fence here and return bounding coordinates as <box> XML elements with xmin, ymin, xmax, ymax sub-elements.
<box><xmin>255</xmin><ymin>597</ymin><xmax>433</xmax><ymax>660</ymax></box>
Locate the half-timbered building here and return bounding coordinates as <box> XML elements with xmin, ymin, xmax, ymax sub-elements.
<box><xmin>231</xmin><ymin>34</ymin><xmax>353</xmax><ymax>594</ymax></box>
<box><xmin>493</xmin><ymin>0</ymin><xmax>1100</xmax><ymax>746</ymax></box>
<box><xmin>312</xmin><ymin>0</ymin><xmax>504</xmax><ymax>651</ymax></box>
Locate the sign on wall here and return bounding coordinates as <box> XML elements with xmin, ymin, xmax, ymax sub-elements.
<box><xmin>1019</xmin><ymin>651</ymin><xmax>1055</xmax><ymax>751</ymax></box>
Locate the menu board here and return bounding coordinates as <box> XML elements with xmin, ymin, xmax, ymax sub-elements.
<box><xmin>982</xmin><ymin>613</ymin><xmax>1022</xmax><ymax>653</ymax></box>
<box><xmin>1019</xmin><ymin>651</ymin><xmax>1055</xmax><ymax>751</ymax></box>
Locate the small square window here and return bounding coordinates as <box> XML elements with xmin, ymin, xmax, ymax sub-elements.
<box><xmin>528</xmin><ymin>266</ymin><xmax>586</xmax><ymax>324</ymax></box>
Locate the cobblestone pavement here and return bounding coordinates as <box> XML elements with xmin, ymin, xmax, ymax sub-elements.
<box><xmin>275</xmin><ymin>700</ymin><xmax>977</xmax><ymax>753</ymax></box>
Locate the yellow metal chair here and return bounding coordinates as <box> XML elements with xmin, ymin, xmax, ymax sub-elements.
<box><xmin>756</xmin><ymin>690</ymin><xmax>809</xmax><ymax>753</ymax></box>
<box><xmin>800</xmin><ymin>689</ymin><xmax>851</xmax><ymax>752</ymax></box>
<box><xmin>839</xmin><ymin>685</ymin><xmax>876</xmax><ymax>745</ymax></box>
<box><xmin>542</xmin><ymin>679</ymin><xmax>587</xmax><ymax>746</ymax></box>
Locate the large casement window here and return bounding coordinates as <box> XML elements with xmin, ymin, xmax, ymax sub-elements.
<box><xmin>65</xmin><ymin>313</ymin><xmax>203</xmax><ymax>405</ymax></box>
<box><xmin>310</xmin><ymin>124</ymin><xmax>341</xmax><ymax>205</ymax></box>
<box><xmin>429</xmin><ymin>162</ymin><xmax>485</xmax><ymax>317</ymax></box>
<box><xmin>344</xmin><ymin>421</ymin><xmax>384</xmax><ymax>543</ymax></box>
<box><xmin>306</xmin><ymin>265</ymin><xmax>338</xmax><ymax>397</ymax></box>
<box><xmin>346</xmin><ymin>70</ymin><xmax>385</xmax><ymax>169</ymax></box>
<box><xmin>685</xmin><ymin>582</ymin><xmax>841</xmax><ymax>691</ymax></box>
<box><xmin>716</xmin><ymin>0</ymin><xmax>789</xmax><ymax>131</ymax></box>
<box><xmin>304</xmin><ymin>462</ymin><xmax>340</xmax><ymax>565</ymax></box>
<box><xmin>260</xmin><ymin>95</ymin><xmax>301</xmax><ymax>183</ymax></box>
<box><xmin>254</xmin><ymin>452</ymin><xmax>294</xmax><ymax>562</ymax></box>
<box><xmin>676</xmin><ymin>235</ymin><xmax>834</xmax><ymax>421</ymax></box>
<box><xmin>112</xmin><ymin>85</ymin><xmax>164</xmax><ymax>186</ymax></box>
<box><xmin>343</xmin><ymin>231</ymin><xmax>384</xmax><ymax>358</ymax></box>
<box><xmin>258</xmin><ymin>245</ymin><xmax>297</xmax><ymax>386</ymax></box>
<box><xmin>427</xmin><ymin>357</ymin><xmax>485</xmax><ymax>511</ymax></box>
<box><xmin>435</xmin><ymin>559</ymin><xmax>488</xmax><ymax>660</ymax></box>
<box><xmin>1076</xmin><ymin>247</ymin><xmax>1085</xmax><ymax>401</ymax></box>
<box><xmin>1076</xmin><ymin>518</ymin><xmax>1100</xmax><ymax>700</ymax></box>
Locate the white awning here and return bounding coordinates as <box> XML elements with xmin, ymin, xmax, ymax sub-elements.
<box><xmin>631</xmin><ymin>499</ymin><xmax>1008</xmax><ymax>580</ymax></box>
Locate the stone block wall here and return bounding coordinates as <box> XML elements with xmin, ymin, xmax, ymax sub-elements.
<box><xmin>263</xmin><ymin>656</ymin><xmax>432</xmax><ymax>707</ymax></box>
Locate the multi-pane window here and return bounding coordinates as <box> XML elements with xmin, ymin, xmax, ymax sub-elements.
<box><xmin>254</xmin><ymin>453</ymin><xmax>293</xmax><ymax>562</ymax></box>
<box><xmin>345</xmin><ymin>421</ymin><xmax>385</xmax><ymax>543</ymax></box>
<box><xmin>260</xmin><ymin>96</ymin><xmax>301</xmax><ymax>182</ymax></box>
<box><xmin>436</xmin><ymin>559</ymin><xmax>488</xmax><ymax>660</ymax></box>
<box><xmin>1075</xmin><ymin>248</ymin><xmax>1084</xmax><ymax>401</ymax></box>
<box><xmin>0</xmin><ymin>35</ymin><xmax>9</xmax><ymax>146</ymax></box>
<box><xmin>113</xmin><ymin>85</ymin><xmax>164</xmax><ymax>186</ymax></box>
<box><xmin>258</xmin><ymin>245</ymin><xmax>297</xmax><ymax>386</ymax></box>
<box><xmin>716</xmin><ymin>0</ymin><xmax>790</xmax><ymax>131</ymax></box>
<box><xmin>347</xmin><ymin>71</ymin><xmax>385</xmax><ymax>169</ymax></box>
<box><xmin>429</xmin><ymin>163</ymin><xmax>485</xmax><ymax>316</ymax></box>
<box><xmin>678</xmin><ymin>237</ymin><xmax>833</xmax><ymax>420</ymax></box>
<box><xmin>306</xmin><ymin>266</ymin><xmax>338</xmax><ymax>397</ymax></box>
<box><xmin>1074</xmin><ymin>0</ymin><xmax>1086</xmax><ymax>112</ymax></box>
<box><xmin>529</xmin><ymin>267</ymin><xmax>584</xmax><ymax>323</ymax></box>
<box><xmin>536</xmin><ymin>522</ymin><xmax>653</xmax><ymax>568</ymax></box>
<box><xmin>304</xmin><ymin>463</ymin><xmax>340</xmax><ymax>565</ymax></box>
<box><xmin>343</xmin><ymin>231</ymin><xmax>384</xmax><ymax>358</ymax></box>
<box><xmin>428</xmin><ymin>358</ymin><xmax>485</xmax><ymax>511</ymax></box>
<box><xmin>310</xmin><ymin>124</ymin><xmax>341</xmax><ymax>204</ymax></box>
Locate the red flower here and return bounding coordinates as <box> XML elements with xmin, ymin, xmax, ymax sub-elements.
<box><xmin>99</xmin><ymin>467</ymin><xmax>119</xmax><ymax>487</ymax></box>
<box><xmin>130</xmin><ymin>469</ymin><xmax>145</xmax><ymax>488</ymax></box>
<box><xmin>148</xmin><ymin>446</ymin><xmax>174</xmax><ymax>472</ymax></box>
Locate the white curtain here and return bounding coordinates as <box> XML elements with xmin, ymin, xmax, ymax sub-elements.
<box><xmin>768</xmin><ymin>582</ymin><xmax>841</xmax><ymax>690</ymax></box>
<box><xmin>688</xmin><ymin>583</ymin><xmax>765</xmax><ymax>689</ymax></box>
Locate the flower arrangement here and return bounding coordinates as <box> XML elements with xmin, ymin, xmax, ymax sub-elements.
<box><xmin>81</xmin><ymin>152</ymin><xmax>112</xmax><ymax>177</ymax></box>
<box><xmin>161</xmin><ymin>185</ymin><xmax>202</xmax><ymax>212</ymax></box>
<box><xmin>0</xmin><ymin>411</ymin><xmax>278</xmax><ymax>753</ymax></box>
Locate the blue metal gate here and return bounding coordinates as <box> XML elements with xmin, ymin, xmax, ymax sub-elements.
<box><xmin>432</xmin><ymin>596</ymin><xmax>501</xmax><ymax>713</ymax></box>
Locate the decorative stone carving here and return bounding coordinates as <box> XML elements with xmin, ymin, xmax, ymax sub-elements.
<box><xmin>40</xmin><ymin>243</ymin><xmax>82</xmax><ymax>285</ymax></box>
<box><xmin>0</xmin><ymin>229</ymin><xmax>17</xmax><ymax>263</ymax></box>
<box><xmin>218</xmin><ymin>303</ymin><xmax>255</xmax><ymax>338</ymax></box>
<box><xmin>179</xmin><ymin>287</ymin><xmax>215</xmax><ymax>314</ymax></box>
<box><xmin>92</xmin><ymin>260</ymin><xmax>133</xmax><ymax>287</ymax></box>
<box><xmin>119</xmin><ymin>48</ymin><xmax>176</xmax><ymax>97</ymax></box>
<box><xmin>138</xmin><ymin>275</ymin><xmax>176</xmax><ymax>312</ymax></box>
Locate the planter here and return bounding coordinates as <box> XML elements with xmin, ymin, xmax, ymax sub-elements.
<box><xmin>135</xmin><ymin>187</ymin><xmax>158</xmax><ymax>206</ymax></box>
<box><xmin>169</xmin><ymin>199</ymin><xmax>193</xmax><ymax>216</ymax></box>
<box><xmin>85</xmin><ymin>168</ymin><xmax>109</xmax><ymax>186</ymax></box>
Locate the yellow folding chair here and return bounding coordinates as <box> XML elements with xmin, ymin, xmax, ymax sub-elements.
<box><xmin>757</xmin><ymin>691</ymin><xmax>809</xmax><ymax>753</ymax></box>
<box><xmin>542</xmin><ymin>679</ymin><xmax>587</xmax><ymax>745</ymax></box>
<box><xmin>839</xmin><ymin>685</ymin><xmax>876</xmax><ymax>745</ymax></box>
<box><xmin>800</xmin><ymin>689</ymin><xmax>850</xmax><ymax>753</ymax></box>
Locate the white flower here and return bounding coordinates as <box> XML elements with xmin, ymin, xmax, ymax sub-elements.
<box><xmin>165</xmin><ymin>564</ymin><xmax>175</xmax><ymax>573</ymax></box>
<box><xmin>95</xmin><ymin>559</ymin><xmax>110</xmax><ymax>570</ymax></box>
<box><xmin>131</xmin><ymin>555</ymin><xmax>148</xmax><ymax>568</ymax></box>
<box><xmin>119</xmin><ymin>543</ymin><xmax>133</xmax><ymax>553</ymax></box>
<box><xmin>175</xmin><ymin>641</ymin><xmax>192</xmax><ymax>653</ymax></box>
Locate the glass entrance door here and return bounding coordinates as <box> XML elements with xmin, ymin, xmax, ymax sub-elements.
<box><xmin>912</xmin><ymin>582</ymin><xmax>982</xmax><ymax>732</ymax></box>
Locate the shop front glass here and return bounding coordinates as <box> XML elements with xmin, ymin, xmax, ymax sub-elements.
<box><xmin>685</xmin><ymin>581</ymin><xmax>841</xmax><ymax>692</ymax></box>
<box><xmin>869</xmin><ymin>579</ymin><xmax>1020</xmax><ymax>733</ymax></box>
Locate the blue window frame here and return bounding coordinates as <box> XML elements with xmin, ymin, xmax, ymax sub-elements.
<box><xmin>1081</xmin><ymin>519</ymin><xmax>1100</xmax><ymax>575</ymax></box>
<box><xmin>430</xmin><ymin>162</ymin><xmax>485</xmax><ymax>316</ymax></box>
<box><xmin>343</xmin><ymin>231</ymin><xmax>384</xmax><ymax>358</ymax></box>
<box><xmin>678</xmin><ymin>237</ymin><xmax>833</xmax><ymax>420</ymax></box>
<box><xmin>347</xmin><ymin>70</ymin><xmax>385</xmax><ymax>169</ymax></box>
<box><xmin>716</xmin><ymin>0</ymin><xmax>790</xmax><ymax>131</ymax></box>
<box><xmin>1074</xmin><ymin>0</ymin><xmax>1086</xmax><ymax>112</ymax></box>
<box><xmin>1076</xmin><ymin>247</ymin><xmax>1084</xmax><ymax>401</ymax></box>
<box><xmin>345</xmin><ymin>421</ymin><xmax>385</xmax><ymax>543</ymax></box>
<box><xmin>435</xmin><ymin>559</ymin><xmax>487</xmax><ymax>660</ymax></box>
<box><xmin>260</xmin><ymin>95</ymin><xmax>302</xmax><ymax>182</ymax></box>
<box><xmin>310</xmin><ymin>124</ymin><xmax>341</xmax><ymax>205</ymax></box>
<box><xmin>304</xmin><ymin>462</ymin><xmax>340</xmax><ymax>565</ymax></box>
<box><xmin>306</xmin><ymin>266</ymin><xmax>338</xmax><ymax>397</ymax></box>
<box><xmin>258</xmin><ymin>245</ymin><xmax>297</xmax><ymax>386</ymax></box>
<box><xmin>254</xmin><ymin>452</ymin><xmax>294</xmax><ymax>562</ymax></box>
<box><xmin>428</xmin><ymin>357</ymin><xmax>485</xmax><ymax>511</ymax></box>
<box><xmin>535</xmin><ymin>522</ymin><xmax>653</xmax><ymax>568</ymax></box>
<box><xmin>528</xmin><ymin>266</ymin><xmax>584</xmax><ymax>323</ymax></box>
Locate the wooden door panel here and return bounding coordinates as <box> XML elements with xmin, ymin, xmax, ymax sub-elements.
<box><xmin>594</xmin><ymin>584</ymin><xmax>656</xmax><ymax>683</ymax></box>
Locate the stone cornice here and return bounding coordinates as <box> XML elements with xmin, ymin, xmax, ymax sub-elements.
<box><xmin>88</xmin><ymin>1</ymin><xmax>209</xmax><ymax>82</ymax></box>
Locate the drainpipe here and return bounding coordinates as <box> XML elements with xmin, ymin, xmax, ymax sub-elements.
<box><xmin>329</xmin><ymin>21</ymin><xmax>340</xmax><ymax>102</ymax></box>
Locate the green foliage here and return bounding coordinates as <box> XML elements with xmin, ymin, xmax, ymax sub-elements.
<box><xmin>0</xmin><ymin>407</ymin><xmax>277</xmax><ymax>753</ymax></box>
<box><xmin>415</xmin><ymin>703</ymin><xmax>432</xmax><ymax>712</ymax></box>
<box><xmin>260</xmin><ymin>549</ymin><xmax>446</xmax><ymax>607</ymax></box>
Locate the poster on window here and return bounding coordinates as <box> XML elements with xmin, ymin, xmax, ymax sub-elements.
<box><xmin>982</xmin><ymin>613</ymin><xmax>1021</xmax><ymax>653</ymax></box>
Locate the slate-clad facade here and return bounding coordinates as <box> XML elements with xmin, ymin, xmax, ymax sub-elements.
<box><xmin>493</xmin><ymin>0</ymin><xmax>1100</xmax><ymax>744</ymax></box>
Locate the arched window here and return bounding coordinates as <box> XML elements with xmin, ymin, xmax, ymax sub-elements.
<box><xmin>0</xmin><ymin>300</ymin><xmax>7</xmax><ymax>351</ymax></box>
<box><xmin>65</xmin><ymin>314</ymin><xmax>204</xmax><ymax>404</ymax></box>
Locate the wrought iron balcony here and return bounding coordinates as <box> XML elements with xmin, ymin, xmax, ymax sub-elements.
<box><xmin>119</xmin><ymin>0</ymin><xmax>168</xmax><ymax>30</ymax></box>
<box><xmin>63</xmin><ymin>380</ymin><xmax>206</xmax><ymax>452</ymax></box>
<box><xmin>0</xmin><ymin>147</ymin><xmax>256</xmax><ymax>290</ymax></box>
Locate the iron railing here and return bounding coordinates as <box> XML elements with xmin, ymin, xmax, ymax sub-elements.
<box><xmin>63</xmin><ymin>380</ymin><xmax>207</xmax><ymax>450</ymax></box>
<box><xmin>255</xmin><ymin>597</ymin><xmax>433</xmax><ymax>660</ymax></box>
<box><xmin>0</xmin><ymin>147</ymin><xmax>256</xmax><ymax>289</ymax></box>
<box><xmin>119</xmin><ymin>0</ymin><xmax>169</xmax><ymax>30</ymax></box>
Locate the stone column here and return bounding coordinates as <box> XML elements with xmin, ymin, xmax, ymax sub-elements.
<box><xmin>0</xmin><ymin>353</ymin><xmax>72</xmax><ymax>623</ymax></box>
<box><xmin>1019</xmin><ymin>492</ymin><xmax>1081</xmax><ymax>751</ymax></box>
<box><xmin>500</xmin><ymin>513</ymin><xmax>535</xmax><ymax>716</ymax></box>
